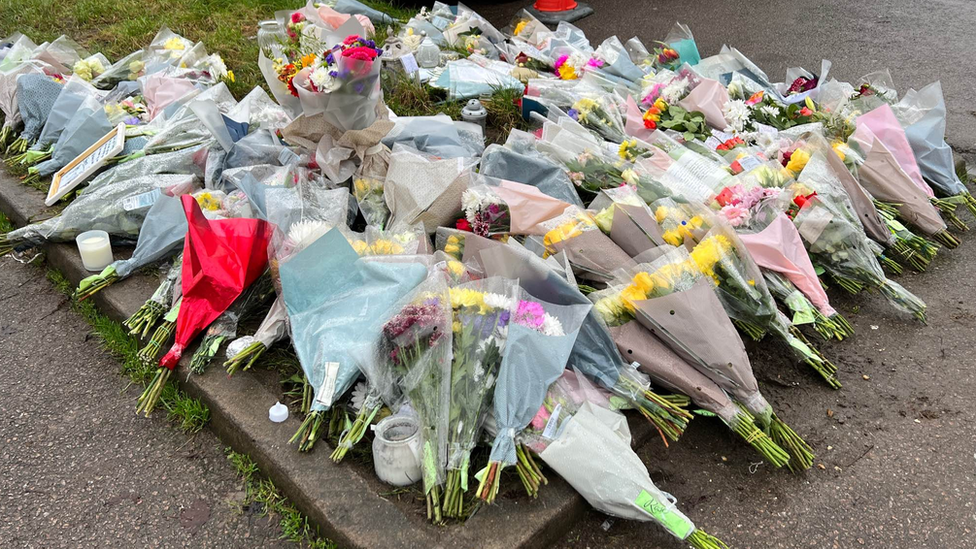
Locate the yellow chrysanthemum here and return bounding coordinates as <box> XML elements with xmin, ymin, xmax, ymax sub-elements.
<box><xmin>195</xmin><ymin>192</ymin><xmax>221</xmax><ymax>211</ymax></box>
<box><xmin>618</xmin><ymin>140</ymin><xmax>637</xmax><ymax>161</ymax></box>
<box><xmin>369</xmin><ymin>240</ymin><xmax>404</xmax><ymax>255</ymax></box>
<box><xmin>786</xmin><ymin>149</ymin><xmax>811</xmax><ymax>175</ymax></box>
<box><xmin>619</xmin><ymin>285</ymin><xmax>647</xmax><ymax>311</ymax></box>
<box><xmin>163</xmin><ymin>37</ymin><xmax>185</xmax><ymax>51</ymax></box>
<box><xmin>450</xmin><ymin>288</ymin><xmax>486</xmax><ymax>311</ymax></box>
<box><xmin>831</xmin><ymin>141</ymin><xmax>846</xmax><ymax>162</ymax></box>
<box><xmin>594</xmin><ymin>293</ymin><xmax>629</xmax><ymax>322</ymax></box>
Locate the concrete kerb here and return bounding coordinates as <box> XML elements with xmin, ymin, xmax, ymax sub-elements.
<box><xmin>0</xmin><ymin>170</ymin><xmax>658</xmax><ymax>548</ymax></box>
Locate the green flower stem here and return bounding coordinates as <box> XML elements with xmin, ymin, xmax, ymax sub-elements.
<box><xmin>933</xmin><ymin>229</ymin><xmax>961</xmax><ymax>249</ymax></box>
<box><xmin>189</xmin><ymin>334</ymin><xmax>227</xmax><ymax>374</ymax></box>
<box><xmin>138</xmin><ymin>320</ymin><xmax>174</xmax><ymax>363</ymax></box>
<box><xmin>727</xmin><ymin>411</ymin><xmax>790</xmax><ymax>468</ymax></box>
<box><xmin>223</xmin><ymin>341</ymin><xmax>267</xmax><ymax>376</ymax></box>
<box><xmin>687</xmin><ymin>528</ymin><xmax>730</xmax><ymax>549</ymax></box>
<box><xmin>289</xmin><ymin>410</ymin><xmax>324</xmax><ymax>452</ymax></box>
<box><xmin>330</xmin><ymin>403</ymin><xmax>380</xmax><ymax>463</ymax></box>
<box><xmin>136</xmin><ymin>367</ymin><xmax>172</xmax><ymax>417</ymax></box>
<box><xmin>75</xmin><ymin>266</ymin><xmax>119</xmax><ymax>301</ymax></box>
<box><xmin>932</xmin><ymin>197</ymin><xmax>969</xmax><ymax>231</ymax></box>
<box><xmin>124</xmin><ymin>301</ymin><xmax>167</xmax><ymax>338</ymax></box>
<box><xmin>768</xmin><ymin>413</ymin><xmax>815</xmax><ymax>473</ymax></box>
<box><xmin>878</xmin><ymin>254</ymin><xmax>903</xmax><ymax>275</ymax></box>
<box><xmin>732</xmin><ymin>319</ymin><xmax>766</xmax><ymax>341</ymax></box>
<box><xmin>5</xmin><ymin>137</ymin><xmax>28</xmax><ymax>155</ymax></box>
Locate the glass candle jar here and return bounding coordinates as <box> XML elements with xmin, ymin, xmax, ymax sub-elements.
<box><xmin>372</xmin><ymin>415</ymin><xmax>422</xmax><ymax>487</ymax></box>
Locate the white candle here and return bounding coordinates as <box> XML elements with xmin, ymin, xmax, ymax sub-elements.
<box><xmin>76</xmin><ymin>230</ymin><xmax>114</xmax><ymax>271</ymax></box>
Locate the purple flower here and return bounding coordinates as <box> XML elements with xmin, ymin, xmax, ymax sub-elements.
<box><xmin>567</xmin><ymin>108</ymin><xmax>579</xmax><ymax>120</ymax></box>
<box><xmin>324</xmin><ymin>52</ymin><xmax>335</xmax><ymax>65</ymax></box>
<box><xmin>123</xmin><ymin>115</ymin><xmax>141</xmax><ymax>125</ymax></box>
<box><xmin>487</xmin><ymin>203</ymin><xmax>500</xmax><ymax>215</ymax></box>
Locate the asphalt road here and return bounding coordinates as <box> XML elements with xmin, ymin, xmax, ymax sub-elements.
<box><xmin>0</xmin><ymin>259</ymin><xmax>289</xmax><ymax>548</ymax></box>
<box><xmin>463</xmin><ymin>2</ymin><xmax>976</xmax><ymax>546</ymax></box>
<box><xmin>469</xmin><ymin>0</ymin><xmax>976</xmax><ymax>155</ymax></box>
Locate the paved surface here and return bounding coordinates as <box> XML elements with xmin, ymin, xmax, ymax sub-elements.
<box><xmin>0</xmin><ymin>258</ymin><xmax>289</xmax><ymax>548</ymax></box>
<box><xmin>470</xmin><ymin>0</ymin><xmax>976</xmax><ymax>155</ymax></box>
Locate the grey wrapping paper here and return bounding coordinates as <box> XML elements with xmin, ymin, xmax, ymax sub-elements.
<box><xmin>15</xmin><ymin>73</ymin><xmax>62</xmax><ymax>143</ymax></box>
<box><xmin>900</xmin><ymin>82</ymin><xmax>968</xmax><ymax>197</ymax></box>
<box><xmin>479</xmin><ymin>144</ymin><xmax>583</xmax><ymax>207</ymax></box>
<box><xmin>610</xmin><ymin>320</ymin><xmax>738</xmax><ymax>425</ymax></box>
<box><xmin>823</xmin><ymin>139</ymin><xmax>892</xmax><ymax>245</ymax></box>
<box><xmin>35</xmin><ymin>96</ymin><xmax>113</xmax><ymax>177</ymax></box>
<box><xmin>858</xmin><ymin>137</ymin><xmax>946</xmax><ymax>236</ymax></box>
<box><xmin>111</xmin><ymin>194</ymin><xmax>188</xmax><ymax>278</ymax></box>
<box><xmin>631</xmin><ymin>280</ymin><xmax>760</xmax><ymax>408</ymax></box>
<box><xmin>608</xmin><ymin>204</ymin><xmax>665</xmax><ymax>257</ymax></box>
<box><xmin>548</xmin><ymin>228</ymin><xmax>636</xmax><ymax>282</ymax></box>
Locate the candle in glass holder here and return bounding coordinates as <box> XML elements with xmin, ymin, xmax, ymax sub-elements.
<box><xmin>76</xmin><ymin>230</ymin><xmax>114</xmax><ymax>271</ymax></box>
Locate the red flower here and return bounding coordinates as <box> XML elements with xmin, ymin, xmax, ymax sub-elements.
<box><xmin>290</xmin><ymin>11</ymin><xmax>305</xmax><ymax>23</ymax></box>
<box><xmin>643</xmin><ymin>119</ymin><xmax>656</xmax><ymax>130</ymax></box>
<box><xmin>341</xmin><ymin>46</ymin><xmax>379</xmax><ymax>62</ymax></box>
<box><xmin>781</xmin><ymin>150</ymin><xmax>793</xmax><ymax>167</ymax></box>
<box><xmin>455</xmin><ymin>218</ymin><xmax>472</xmax><ymax>232</ymax></box>
<box><xmin>799</xmin><ymin>106</ymin><xmax>814</xmax><ymax>117</ymax></box>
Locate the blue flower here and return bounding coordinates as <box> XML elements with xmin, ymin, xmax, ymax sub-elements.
<box><xmin>567</xmin><ymin>108</ymin><xmax>579</xmax><ymax>120</ymax></box>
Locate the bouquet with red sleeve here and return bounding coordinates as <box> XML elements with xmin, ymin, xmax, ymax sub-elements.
<box><xmin>137</xmin><ymin>195</ymin><xmax>273</xmax><ymax>416</ymax></box>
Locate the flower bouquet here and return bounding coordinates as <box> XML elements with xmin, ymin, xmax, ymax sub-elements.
<box><xmin>137</xmin><ymin>196</ymin><xmax>273</xmax><ymax>416</ymax></box>
<box><xmin>440</xmin><ymin>278</ymin><xmax>517</xmax><ymax>518</ymax></box>
<box><xmin>125</xmin><ymin>254</ymin><xmax>182</xmax><ymax>339</ymax></box>
<box><xmin>460</xmin><ymin>177</ymin><xmax>570</xmax><ymax>238</ymax></box>
<box><xmin>352</xmin><ymin>176</ymin><xmax>389</xmax><ymax>229</ymax></box>
<box><xmin>539</xmin><ymin>206</ymin><xmax>636</xmax><ymax>282</ymax></box>
<box><xmin>477</xmin><ymin>290</ymin><xmax>591</xmax><ymax>502</ymax></box>
<box><xmin>278</xmin><ymin>228</ymin><xmax>427</xmax><ymax>451</ymax></box>
<box><xmin>475</xmin><ymin>244</ymin><xmax>692</xmax><ymax>445</ymax></box>
<box><xmin>524</xmin><ymin>374</ymin><xmax>729</xmax><ymax>549</ymax></box>
<box><xmin>381</xmin><ymin>272</ymin><xmax>454</xmax><ymax>522</ymax></box>
<box><xmin>75</xmin><ymin>194</ymin><xmax>187</xmax><ymax>301</ymax></box>
<box><xmin>590</xmin><ymin>185</ymin><xmax>667</xmax><ymax>256</ymax></box>
<box><xmin>619</xmin><ymin>247</ymin><xmax>814</xmax><ymax>472</ymax></box>
<box><xmin>593</xmin><ymin>288</ymin><xmax>790</xmax><ymax>467</ymax></box>
<box><xmin>567</xmin><ymin>95</ymin><xmax>627</xmax><ymax>143</ymax></box>
<box><xmin>224</xmin><ymin>296</ymin><xmax>289</xmax><ymax>376</ymax></box>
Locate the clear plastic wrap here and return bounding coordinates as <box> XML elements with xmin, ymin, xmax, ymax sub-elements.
<box><xmin>2</xmin><ymin>173</ymin><xmax>199</xmax><ymax>249</ymax></box>
<box><xmin>479</xmin><ymin>135</ymin><xmax>583</xmax><ymax>207</ymax></box>
<box><xmin>894</xmin><ymin>81</ymin><xmax>969</xmax><ymax>198</ymax></box>
<box><xmin>384</xmin><ymin>145</ymin><xmax>477</xmax><ymax>233</ymax></box>
<box><xmin>381</xmin><ymin>114</ymin><xmax>482</xmax><ymax>159</ymax></box>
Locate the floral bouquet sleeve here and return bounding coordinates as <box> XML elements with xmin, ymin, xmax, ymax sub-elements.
<box><xmin>539</xmin><ymin>206</ymin><xmax>636</xmax><ymax>282</ymax></box>
<box><xmin>526</xmin><ymin>375</ymin><xmax>729</xmax><ymax>549</ymax></box>
<box><xmin>476</xmin><ymin>289</ymin><xmax>591</xmax><ymax>503</ymax></box>
<box><xmin>621</xmin><ymin>247</ymin><xmax>815</xmax><ymax>472</ymax></box>
<box><xmin>460</xmin><ymin>176</ymin><xmax>571</xmax><ymax>237</ymax></box>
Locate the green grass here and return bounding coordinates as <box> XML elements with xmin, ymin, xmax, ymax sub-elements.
<box><xmin>226</xmin><ymin>449</ymin><xmax>337</xmax><ymax>549</ymax></box>
<box><xmin>0</xmin><ymin>0</ymin><xmax>414</xmax><ymax>97</ymax></box>
<box><xmin>44</xmin><ymin>264</ymin><xmax>210</xmax><ymax>433</ymax></box>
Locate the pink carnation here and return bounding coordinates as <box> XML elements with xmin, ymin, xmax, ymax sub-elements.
<box><xmin>343</xmin><ymin>35</ymin><xmax>362</xmax><ymax>45</ymax></box>
<box><xmin>514</xmin><ymin>300</ymin><xmax>546</xmax><ymax>329</ymax></box>
<box><xmin>342</xmin><ymin>46</ymin><xmax>378</xmax><ymax>62</ymax></box>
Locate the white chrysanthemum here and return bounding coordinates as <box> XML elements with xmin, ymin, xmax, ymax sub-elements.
<box><xmin>203</xmin><ymin>54</ymin><xmax>227</xmax><ymax>80</ymax></box>
<box><xmin>309</xmin><ymin>67</ymin><xmax>336</xmax><ymax>92</ymax></box>
<box><xmin>760</xmin><ymin>105</ymin><xmax>780</xmax><ymax>118</ymax></box>
<box><xmin>661</xmin><ymin>77</ymin><xmax>689</xmax><ymax>104</ymax></box>
<box><xmin>285</xmin><ymin>219</ymin><xmax>332</xmax><ymax>254</ymax></box>
<box><xmin>460</xmin><ymin>188</ymin><xmax>484</xmax><ymax>218</ymax></box>
<box><xmin>350</xmin><ymin>381</ymin><xmax>368</xmax><ymax>412</ymax></box>
<box><xmin>482</xmin><ymin>292</ymin><xmax>512</xmax><ymax>311</ymax></box>
<box><xmin>540</xmin><ymin>313</ymin><xmax>565</xmax><ymax>337</ymax></box>
<box><xmin>722</xmin><ymin>99</ymin><xmax>751</xmax><ymax>134</ymax></box>
<box><xmin>566</xmin><ymin>51</ymin><xmax>588</xmax><ymax>70</ymax></box>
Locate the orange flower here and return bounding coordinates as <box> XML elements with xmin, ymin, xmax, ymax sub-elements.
<box><xmin>300</xmin><ymin>53</ymin><xmax>317</xmax><ymax>68</ymax></box>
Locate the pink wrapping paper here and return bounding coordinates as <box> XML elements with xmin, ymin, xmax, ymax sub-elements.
<box><xmin>144</xmin><ymin>73</ymin><xmax>198</xmax><ymax>120</ymax></box>
<box><xmin>623</xmin><ymin>95</ymin><xmax>655</xmax><ymax>141</ymax></box>
<box><xmin>738</xmin><ymin>213</ymin><xmax>836</xmax><ymax>317</ymax></box>
<box><xmin>677</xmin><ymin>78</ymin><xmax>729</xmax><ymax>130</ymax></box>
<box><xmin>314</xmin><ymin>5</ymin><xmax>375</xmax><ymax>35</ymax></box>
<box><xmin>495</xmin><ymin>180</ymin><xmax>571</xmax><ymax>235</ymax></box>
<box><xmin>855</xmin><ymin>103</ymin><xmax>933</xmax><ymax>198</ymax></box>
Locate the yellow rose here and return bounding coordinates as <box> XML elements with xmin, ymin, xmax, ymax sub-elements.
<box><xmin>655</xmin><ymin>206</ymin><xmax>670</xmax><ymax>223</ymax></box>
<box><xmin>619</xmin><ymin>285</ymin><xmax>647</xmax><ymax>311</ymax></box>
<box><xmin>662</xmin><ymin>228</ymin><xmax>683</xmax><ymax>246</ymax></box>
<box><xmin>632</xmin><ymin>271</ymin><xmax>654</xmax><ymax>294</ymax></box>
<box><xmin>446</xmin><ymin>260</ymin><xmax>465</xmax><ymax>278</ymax></box>
<box><xmin>786</xmin><ymin>149</ymin><xmax>811</xmax><ymax>175</ymax></box>
<box><xmin>831</xmin><ymin>141</ymin><xmax>846</xmax><ymax>162</ymax></box>
<box><xmin>444</xmin><ymin>243</ymin><xmax>460</xmax><ymax>255</ymax></box>
<box><xmin>593</xmin><ymin>206</ymin><xmax>614</xmax><ymax>233</ymax></box>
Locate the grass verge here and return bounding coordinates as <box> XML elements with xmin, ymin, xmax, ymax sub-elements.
<box><xmin>43</xmin><ymin>261</ymin><xmax>210</xmax><ymax>433</ymax></box>
<box><xmin>226</xmin><ymin>449</ymin><xmax>337</xmax><ymax>549</ymax></box>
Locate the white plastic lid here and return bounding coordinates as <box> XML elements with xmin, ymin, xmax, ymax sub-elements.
<box><xmin>269</xmin><ymin>401</ymin><xmax>288</xmax><ymax>423</ymax></box>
